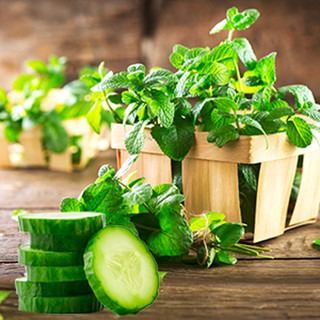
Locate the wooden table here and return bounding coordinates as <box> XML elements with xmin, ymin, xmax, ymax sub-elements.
<box><xmin>1</xmin><ymin>150</ymin><xmax>320</xmax><ymax>319</ymax></box>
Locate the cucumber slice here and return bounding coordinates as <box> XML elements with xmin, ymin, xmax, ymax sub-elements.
<box><xmin>26</xmin><ymin>266</ymin><xmax>86</xmax><ymax>282</ymax></box>
<box><xmin>16</xmin><ymin>277</ymin><xmax>92</xmax><ymax>297</ymax></box>
<box><xmin>84</xmin><ymin>226</ymin><xmax>160</xmax><ymax>316</ymax></box>
<box><xmin>18</xmin><ymin>294</ymin><xmax>103</xmax><ymax>313</ymax></box>
<box><xmin>30</xmin><ymin>233</ymin><xmax>90</xmax><ymax>252</ymax></box>
<box><xmin>18</xmin><ymin>212</ymin><xmax>105</xmax><ymax>236</ymax></box>
<box><xmin>19</xmin><ymin>244</ymin><xmax>84</xmax><ymax>266</ymax></box>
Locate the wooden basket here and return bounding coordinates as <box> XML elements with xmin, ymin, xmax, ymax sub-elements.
<box><xmin>112</xmin><ymin>123</ymin><xmax>320</xmax><ymax>242</ymax></box>
<box><xmin>0</xmin><ymin>118</ymin><xmax>103</xmax><ymax>172</ymax></box>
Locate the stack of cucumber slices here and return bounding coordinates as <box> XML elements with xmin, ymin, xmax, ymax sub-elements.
<box><xmin>16</xmin><ymin>212</ymin><xmax>105</xmax><ymax>313</ymax></box>
<box><xmin>16</xmin><ymin>212</ymin><xmax>160</xmax><ymax>315</ymax></box>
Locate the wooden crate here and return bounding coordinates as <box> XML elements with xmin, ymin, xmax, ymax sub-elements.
<box><xmin>0</xmin><ymin>118</ymin><xmax>103</xmax><ymax>172</ymax></box>
<box><xmin>112</xmin><ymin>123</ymin><xmax>320</xmax><ymax>242</ymax></box>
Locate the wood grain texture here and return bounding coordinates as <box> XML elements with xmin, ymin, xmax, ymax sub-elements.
<box><xmin>1</xmin><ymin>149</ymin><xmax>320</xmax><ymax>319</ymax></box>
<box><xmin>0</xmin><ymin>0</ymin><xmax>144</xmax><ymax>89</ymax></box>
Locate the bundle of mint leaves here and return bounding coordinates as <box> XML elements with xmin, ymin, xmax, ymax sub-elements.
<box><xmin>60</xmin><ymin>155</ymin><xmax>271</xmax><ymax>267</ymax></box>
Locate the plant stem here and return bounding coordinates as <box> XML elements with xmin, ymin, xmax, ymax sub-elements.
<box><xmin>228</xmin><ymin>29</ymin><xmax>234</xmax><ymax>41</ymax></box>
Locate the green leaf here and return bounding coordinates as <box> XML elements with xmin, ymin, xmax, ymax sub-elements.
<box><xmin>27</xmin><ymin>60</ymin><xmax>48</xmax><ymax>74</ymax></box>
<box><xmin>302</xmin><ymin>108</ymin><xmax>320</xmax><ymax>122</ymax></box>
<box><xmin>231</xmin><ymin>38</ymin><xmax>257</xmax><ymax>69</ymax></box>
<box><xmin>0</xmin><ymin>291</ymin><xmax>10</xmax><ymax>304</ymax></box>
<box><xmin>114</xmin><ymin>154</ymin><xmax>139</xmax><ymax>179</ymax></box>
<box><xmin>206</xmin><ymin>247</ymin><xmax>216</xmax><ymax>268</ymax></box>
<box><xmin>97</xmin><ymin>164</ymin><xmax>115</xmax><ymax>180</ymax></box>
<box><xmin>86</xmin><ymin>100</ymin><xmax>102</xmax><ymax>133</ymax></box>
<box><xmin>216</xmin><ymin>250</ymin><xmax>237</xmax><ymax>265</ymax></box>
<box><xmin>286</xmin><ymin>117</ymin><xmax>313</xmax><ymax>148</ymax></box>
<box><xmin>209</xmin><ymin>19</ymin><xmax>229</xmax><ymax>34</ymax></box>
<box><xmin>147</xmin><ymin>206</ymin><xmax>193</xmax><ymax>256</ymax></box>
<box><xmin>92</xmin><ymin>72</ymin><xmax>130</xmax><ymax>92</ymax></box>
<box><xmin>144</xmin><ymin>69</ymin><xmax>176</xmax><ymax>86</ymax></box>
<box><xmin>4</xmin><ymin>123</ymin><xmax>21</xmax><ymax>142</ymax></box>
<box><xmin>189</xmin><ymin>212</ymin><xmax>225</xmax><ymax>232</ymax></box>
<box><xmin>43</xmin><ymin>116</ymin><xmax>69</xmax><ymax>153</ymax></box>
<box><xmin>148</xmin><ymin>184</ymin><xmax>185</xmax><ymax>213</ymax></box>
<box><xmin>81</xmin><ymin>180</ymin><xmax>126</xmax><ymax>215</ymax></box>
<box><xmin>214</xmin><ymin>222</ymin><xmax>244</xmax><ymax>247</ymax></box>
<box><xmin>240</xmin><ymin>115</ymin><xmax>268</xmax><ymax>143</ymax></box>
<box><xmin>313</xmin><ymin>239</ymin><xmax>320</xmax><ymax>247</ymax></box>
<box><xmin>151</xmin><ymin>120</ymin><xmax>195</xmax><ymax>161</ymax></box>
<box><xmin>209</xmin><ymin>62</ymin><xmax>231</xmax><ymax>85</ymax></box>
<box><xmin>239</xmin><ymin>164</ymin><xmax>258</xmax><ymax>192</ymax></box>
<box><xmin>207</xmin><ymin>124</ymin><xmax>239</xmax><ymax>148</ymax></box>
<box><xmin>211</xmin><ymin>109</ymin><xmax>235</xmax><ymax>128</ymax></box>
<box><xmin>267</xmin><ymin>107</ymin><xmax>294</xmax><ymax>121</ymax></box>
<box><xmin>60</xmin><ymin>197</ymin><xmax>84</xmax><ymax>212</ymax></box>
<box><xmin>256</xmin><ymin>53</ymin><xmax>277</xmax><ymax>85</ymax></box>
<box><xmin>169</xmin><ymin>44</ymin><xmax>189</xmax><ymax>69</ymax></box>
<box><xmin>125</xmin><ymin>121</ymin><xmax>148</xmax><ymax>155</ymax></box>
<box><xmin>278</xmin><ymin>85</ymin><xmax>315</xmax><ymax>109</ymax></box>
<box><xmin>213</xmin><ymin>97</ymin><xmax>239</xmax><ymax>111</ymax></box>
<box><xmin>232</xmin><ymin>9</ymin><xmax>260</xmax><ymax>31</ymax></box>
<box><xmin>12</xmin><ymin>74</ymin><xmax>36</xmax><ymax>92</ymax></box>
<box><xmin>123</xmin><ymin>183</ymin><xmax>153</xmax><ymax>206</ymax></box>
<box><xmin>159</xmin><ymin>271</ymin><xmax>168</xmax><ymax>282</ymax></box>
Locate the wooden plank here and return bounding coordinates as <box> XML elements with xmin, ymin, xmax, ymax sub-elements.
<box><xmin>0</xmin><ymin>150</ymin><xmax>117</xmax><ymax>209</ymax></box>
<box><xmin>118</xmin><ymin>149</ymin><xmax>172</xmax><ymax>186</ymax></box>
<box><xmin>112</xmin><ymin>123</ymin><xmax>320</xmax><ymax>164</ymax></box>
<box><xmin>254</xmin><ymin>156</ymin><xmax>298</xmax><ymax>242</ymax></box>
<box><xmin>289</xmin><ymin>150</ymin><xmax>320</xmax><ymax>226</ymax></box>
<box><xmin>183</xmin><ymin>158</ymin><xmax>241</xmax><ymax>222</ymax></box>
<box><xmin>18</xmin><ymin>127</ymin><xmax>46</xmax><ymax>167</ymax></box>
<box><xmin>1</xmin><ymin>260</ymin><xmax>320</xmax><ymax>319</ymax></box>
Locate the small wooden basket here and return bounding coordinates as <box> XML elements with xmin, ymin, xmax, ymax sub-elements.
<box><xmin>0</xmin><ymin>118</ymin><xmax>103</xmax><ymax>173</ymax></box>
<box><xmin>112</xmin><ymin>123</ymin><xmax>320</xmax><ymax>242</ymax></box>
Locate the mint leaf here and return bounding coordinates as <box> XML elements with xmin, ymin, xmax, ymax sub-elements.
<box><xmin>287</xmin><ymin>117</ymin><xmax>313</xmax><ymax>148</ymax></box>
<box><xmin>123</xmin><ymin>183</ymin><xmax>153</xmax><ymax>206</ymax></box>
<box><xmin>231</xmin><ymin>38</ymin><xmax>257</xmax><ymax>69</ymax></box>
<box><xmin>214</xmin><ymin>222</ymin><xmax>244</xmax><ymax>247</ymax></box>
<box><xmin>302</xmin><ymin>107</ymin><xmax>320</xmax><ymax>122</ymax></box>
<box><xmin>147</xmin><ymin>206</ymin><xmax>193</xmax><ymax>256</ymax></box>
<box><xmin>86</xmin><ymin>100</ymin><xmax>102</xmax><ymax>133</ymax></box>
<box><xmin>267</xmin><ymin>107</ymin><xmax>294</xmax><ymax>121</ymax></box>
<box><xmin>213</xmin><ymin>97</ymin><xmax>239</xmax><ymax>111</ymax></box>
<box><xmin>169</xmin><ymin>44</ymin><xmax>189</xmax><ymax>69</ymax></box>
<box><xmin>209</xmin><ymin>19</ymin><xmax>229</xmax><ymax>34</ymax></box>
<box><xmin>278</xmin><ymin>85</ymin><xmax>315</xmax><ymax>109</ymax></box>
<box><xmin>240</xmin><ymin>115</ymin><xmax>268</xmax><ymax>142</ymax></box>
<box><xmin>313</xmin><ymin>239</ymin><xmax>320</xmax><ymax>247</ymax></box>
<box><xmin>256</xmin><ymin>53</ymin><xmax>277</xmax><ymax>85</ymax></box>
<box><xmin>239</xmin><ymin>164</ymin><xmax>258</xmax><ymax>192</ymax></box>
<box><xmin>148</xmin><ymin>184</ymin><xmax>185</xmax><ymax>213</ymax></box>
<box><xmin>60</xmin><ymin>197</ymin><xmax>84</xmax><ymax>212</ymax></box>
<box><xmin>0</xmin><ymin>291</ymin><xmax>10</xmax><ymax>304</ymax></box>
<box><xmin>43</xmin><ymin>116</ymin><xmax>69</xmax><ymax>153</ymax></box>
<box><xmin>189</xmin><ymin>212</ymin><xmax>225</xmax><ymax>232</ymax></box>
<box><xmin>232</xmin><ymin>9</ymin><xmax>260</xmax><ymax>30</ymax></box>
<box><xmin>216</xmin><ymin>250</ymin><xmax>237</xmax><ymax>265</ymax></box>
<box><xmin>144</xmin><ymin>69</ymin><xmax>176</xmax><ymax>87</ymax></box>
<box><xmin>125</xmin><ymin>121</ymin><xmax>148</xmax><ymax>155</ymax></box>
<box><xmin>92</xmin><ymin>72</ymin><xmax>130</xmax><ymax>92</ymax></box>
<box><xmin>151</xmin><ymin>120</ymin><xmax>195</xmax><ymax>161</ymax></box>
<box><xmin>207</xmin><ymin>124</ymin><xmax>239</xmax><ymax>147</ymax></box>
<box><xmin>211</xmin><ymin>109</ymin><xmax>235</xmax><ymax>128</ymax></box>
<box><xmin>114</xmin><ymin>154</ymin><xmax>139</xmax><ymax>179</ymax></box>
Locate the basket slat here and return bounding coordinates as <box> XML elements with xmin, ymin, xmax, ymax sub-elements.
<box><xmin>289</xmin><ymin>150</ymin><xmax>320</xmax><ymax>226</ymax></box>
<box><xmin>253</xmin><ymin>156</ymin><xmax>298</xmax><ymax>242</ymax></box>
<box><xmin>183</xmin><ymin>158</ymin><xmax>241</xmax><ymax>222</ymax></box>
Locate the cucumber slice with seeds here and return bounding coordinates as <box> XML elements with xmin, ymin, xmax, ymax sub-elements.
<box><xmin>26</xmin><ymin>266</ymin><xmax>86</xmax><ymax>282</ymax></box>
<box><xmin>18</xmin><ymin>294</ymin><xmax>102</xmax><ymax>313</ymax></box>
<box><xmin>30</xmin><ymin>233</ymin><xmax>90</xmax><ymax>252</ymax></box>
<box><xmin>18</xmin><ymin>212</ymin><xmax>105</xmax><ymax>236</ymax></box>
<box><xmin>19</xmin><ymin>244</ymin><xmax>84</xmax><ymax>266</ymax></box>
<box><xmin>84</xmin><ymin>226</ymin><xmax>159</xmax><ymax>316</ymax></box>
<box><xmin>16</xmin><ymin>277</ymin><xmax>92</xmax><ymax>297</ymax></box>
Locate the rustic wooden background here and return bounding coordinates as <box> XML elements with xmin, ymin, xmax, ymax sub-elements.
<box><xmin>0</xmin><ymin>0</ymin><xmax>319</xmax><ymax>99</ymax></box>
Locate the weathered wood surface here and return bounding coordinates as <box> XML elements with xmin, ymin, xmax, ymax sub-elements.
<box><xmin>1</xmin><ymin>149</ymin><xmax>320</xmax><ymax>319</ymax></box>
<box><xmin>0</xmin><ymin>0</ymin><xmax>144</xmax><ymax>89</ymax></box>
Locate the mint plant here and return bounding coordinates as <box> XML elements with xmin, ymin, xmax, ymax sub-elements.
<box><xmin>92</xmin><ymin>7</ymin><xmax>320</xmax><ymax>194</ymax></box>
<box><xmin>0</xmin><ymin>57</ymin><xmax>113</xmax><ymax>161</ymax></box>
